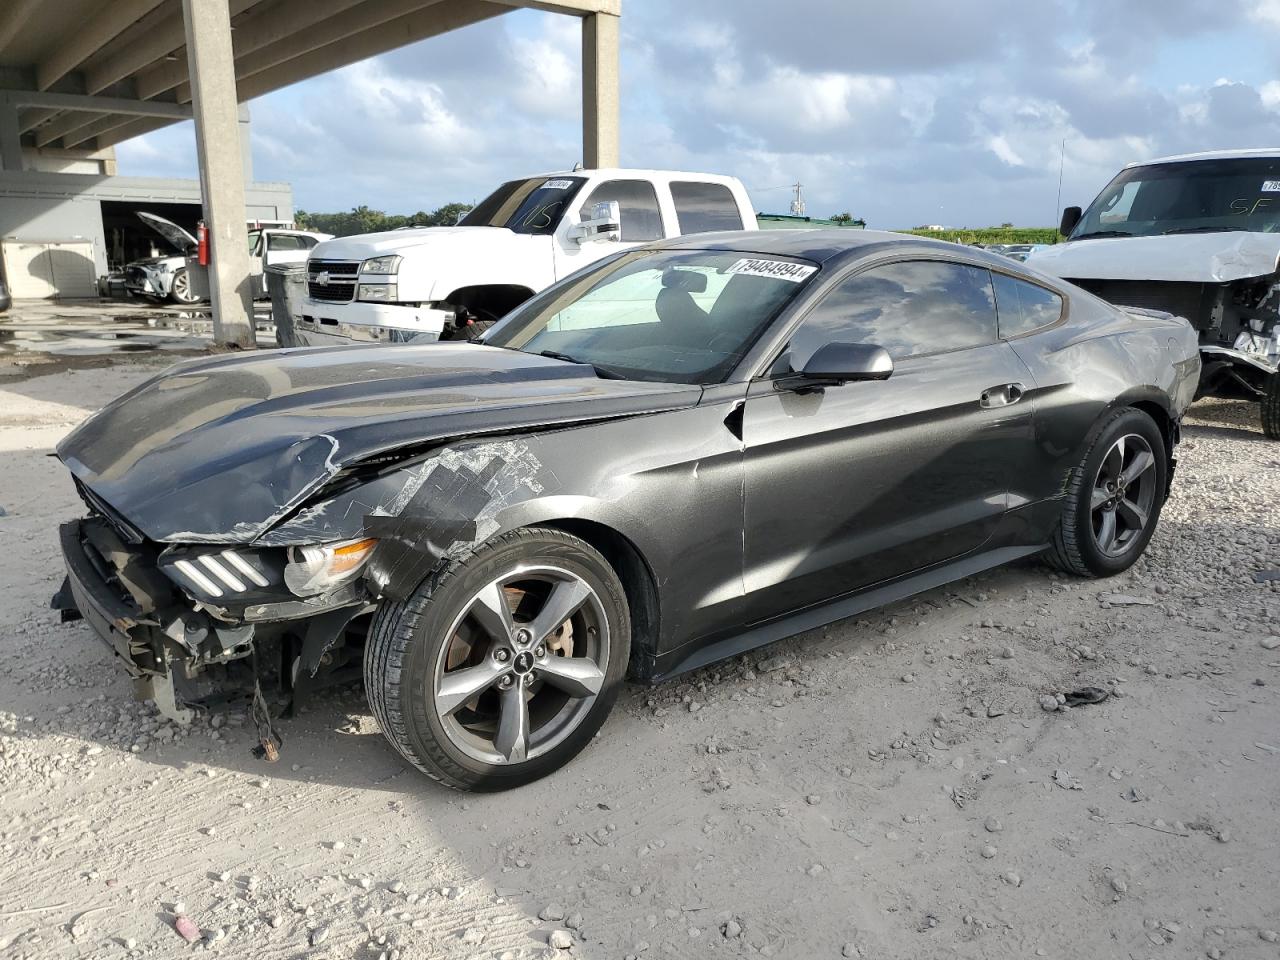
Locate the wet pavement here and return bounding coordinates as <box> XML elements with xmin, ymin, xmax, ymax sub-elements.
<box><xmin>0</xmin><ymin>298</ymin><xmax>277</xmax><ymax>376</ymax></box>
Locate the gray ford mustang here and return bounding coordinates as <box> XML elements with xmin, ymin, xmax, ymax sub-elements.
<box><xmin>53</xmin><ymin>230</ymin><xmax>1200</xmax><ymax>790</ymax></box>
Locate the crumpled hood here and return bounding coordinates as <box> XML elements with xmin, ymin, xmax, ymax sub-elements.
<box><xmin>309</xmin><ymin>226</ymin><xmax>528</xmax><ymax>259</ymax></box>
<box><xmin>57</xmin><ymin>343</ymin><xmax>701</xmax><ymax>543</ymax></box>
<box><xmin>1027</xmin><ymin>231</ymin><xmax>1280</xmax><ymax>283</ymax></box>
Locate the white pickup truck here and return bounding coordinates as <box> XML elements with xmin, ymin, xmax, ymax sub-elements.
<box><xmin>293</xmin><ymin>168</ymin><xmax>757</xmax><ymax>345</ymax></box>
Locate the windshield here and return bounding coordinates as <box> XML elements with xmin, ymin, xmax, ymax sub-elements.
<box><xmin>458</xmin><ymin>176</ymin><xmax>587</xmax><ymax>235</ymax></box>
<box><xmin>484</xmin><ymin>248</ymin><xmax>817</xmax><ymax>384</ymax></box>
<box><xmin>1071</xmin><ymin>157</ymin><xmax>1280</xmax><ymax>240</ymax></box>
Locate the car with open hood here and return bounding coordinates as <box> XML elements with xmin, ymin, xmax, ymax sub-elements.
<box><xmin>1028</xmin><ymin>149</ymin><xmax>1280</xmax><ymax>437</ymax></box>
<box><xmin>54</xmin><ymin>230</ymin><xmax>1199</xmax><ymax>790</ymax></box>
<box><xmin>124</xmin><ymin>212</ymin><xmax>330</xmax><ymax>304</ymax></box>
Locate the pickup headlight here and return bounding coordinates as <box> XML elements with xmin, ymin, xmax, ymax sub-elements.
<box><xmin>358</xmin><ymin>283</ymin><xmax>398</xmax><ymax>302</ymax></box>
<box><xmin>361</xmin><ymin>255</ymin><xmax>401</xmax><ymax>275</ymax></box>
<box><xmin>283</xmin><ymin>537</ymin><xmax>377</xmax><ymax>596</ymax></box>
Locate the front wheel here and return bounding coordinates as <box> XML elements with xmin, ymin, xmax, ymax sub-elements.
<box><xmin>364</xmin><ymin>528</ymin><xmax>630</xmax><ymax>791</ymax></box>
<box><xmin>1046</xmin><ymin>407</ymin><xmax>1168</xmax><ymax>578</ymax></box>
<box><xmin>1262</xmin><ymin>371</ymin><xmax>1280</xmax><ymax>440</ymax></box>
<box><xmin>169</xmin><ymin>267</ymin><xmax>201</xmax><ymax>305</ymax></box>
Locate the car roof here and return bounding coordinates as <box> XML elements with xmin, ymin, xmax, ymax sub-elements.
<box><xmin>1131</xmin><ymin>147</ymin><xmax>1280</xmax><ymax>167</ymax></box>
<box><xmin>526</xmin><ymin>168</ymin><xmax>745</xmax><ymax>187</ymax></box>
<box><xmin>651</xmin><ymin>228</ymin><xmax>1016</xmax><ymax>268</ymax></box>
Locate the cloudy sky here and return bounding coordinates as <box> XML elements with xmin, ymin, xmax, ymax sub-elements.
<box><xmin>116</xmin><ymin>0</ymin><xmax>1280</xmax><ymax>229</ymax></box>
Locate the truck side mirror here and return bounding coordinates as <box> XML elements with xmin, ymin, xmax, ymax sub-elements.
<box><xmin>572</xmin><ymin>201</ymin><xmax>621</xmax><ymax>245</ymax></box>
<box><xmin>1059</xmin><ymin>206</ymin><xmax>1082</xmax><ymax>237</ymax></box>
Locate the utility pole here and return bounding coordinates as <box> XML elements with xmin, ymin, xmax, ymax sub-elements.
<box><xmin>1055</xmin><ymin>139</ymin><xmax>1067</xmax><ymax>224</ymax></box>
<box><xmin>790</xmin><ymin>182</ymin><xmax>806</xmax><ymax>216</ymax></box>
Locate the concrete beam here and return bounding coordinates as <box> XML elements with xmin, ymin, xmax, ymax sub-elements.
<box><xmin>135</xmin><ymin>0</ymin><xmax>378</xmax><ymax>101</ymax></box>
<box><xmin>183</xmin><ymin>0</ymin><xmax>255</xmax><ymax>348</ymax></box>
<box><xmin>233</xmin><ymin>0</ymin><xmax>509</xmax><ymax>104</ymax></box>
<box><xmin>89</xmin><ymin>114</ymin><xmax>172</xmax><ymax>150</ymax></box>
<box><xmin>83</xmin><ymin>0</ymin><xmax>258</xmax><ymax>95</ymax></box>
<box><xmin>18</xmin><ymin>106</ymin><xmax>59</xmax><ymax>134</ymax></box>
<box><xmin>0</xmin><ymin>0</ymin><xmax>42</xmax><ymax>55</ymax></box>
<box><xmin>36</xmin><ymin>0</ymin><xmax>168</xmax><ymax>91</ymax></box>
<box><xmin>581</xmin><ymin>12</ymin><xmax>619</xmax><ymax>168</ymax></box>
<box><xmin>490</xmin><ymin>0</ymin><xmax>620</xmax><ymax>15</ymax></box>
<box><xmin>6</xmin><ymin>89</ymin><xmax>193</xmax><ymax>118</ymax></box>
<box><xmin>61</xmin><ymin>114</ymin><xmax>136</xmax><ymax>150</ymax></box>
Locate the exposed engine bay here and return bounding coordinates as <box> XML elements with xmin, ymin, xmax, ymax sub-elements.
<box><xmin>1070</xmin><ymin>274</ymin><xmax>1280</xmax><ymax>401</ymax></box>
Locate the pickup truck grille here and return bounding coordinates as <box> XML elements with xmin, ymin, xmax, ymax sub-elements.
<box><xmin>307</xmin><ymin>259</ymin><xmax>360</xmax><ymax>303</ymax></box>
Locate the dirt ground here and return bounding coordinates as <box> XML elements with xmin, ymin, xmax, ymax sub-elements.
<box><xmin>1</xmin><ymin>354</ymin><xmax>1277</xmax><ymax>960</ymax></box>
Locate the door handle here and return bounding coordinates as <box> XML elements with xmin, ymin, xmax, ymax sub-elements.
<box><xmin>980</xmin><ymin>382</ymin><xmax>1025</xmax><ymax>408</ymax></box>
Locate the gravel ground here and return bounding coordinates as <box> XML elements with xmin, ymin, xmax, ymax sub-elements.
<box><xmin>1</xmin><ymin>359</ymin><xmax>1277</xmax><ymax>960</ymax></box>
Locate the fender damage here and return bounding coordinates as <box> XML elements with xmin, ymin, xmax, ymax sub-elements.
<box><xmin>52</xmin><ymin>341</ymin><xmax>699</xmax><ymax>723</ymax></box>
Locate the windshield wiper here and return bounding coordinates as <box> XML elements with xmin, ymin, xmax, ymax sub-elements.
<box><xmin>1069</xmin><ymin>230</ymin><xmax>1134</xmax><ymax>241</ymax></box>
<box><xmin>537</xmin><ymin>350</ymin><xmax>626</xmax><ymax>380</ymax></box>
<box><xmin>1162</xmin><ymin>225</ymin><xmax>1247</xmax><ymax>235</ymax></box>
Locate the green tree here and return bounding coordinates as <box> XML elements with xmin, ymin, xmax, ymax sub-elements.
<box><xmin>829</xmin><ymin>212</ymin><xmax>855</xmax><ymax>224</ymax></box>
<box><xmin>295</xmin><ymin>202</ymin><xmax>474</xmax><ymax>237</ymax></box>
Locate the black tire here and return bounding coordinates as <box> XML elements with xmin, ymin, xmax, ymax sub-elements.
<box><xmin>1263</xmin><ymin>372</ymin><xmax>1280</xmax><ymax>440</ymax></box>
<box><xmin>364</xmin><ymin>527</ymin><xmax>630</xmax><ymax>791</ymax></box>
<box><xmin>1046</xmin><ymin>407</ymin><xmax>1168</xmax><ymax>578</ymax></box>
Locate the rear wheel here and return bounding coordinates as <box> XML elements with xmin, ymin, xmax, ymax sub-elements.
<box><xmin>1262</xmin><ymin>372</ymin><xmax>1280</xmax><ymax>440</ymax></box>
<box><xmin>364</xmin><ymin>528</ymin><xmax>630</xmax><ymax>791</ymax></box>
<box><xmin>1047</xmin><ymin>407</ymin><xmax>1167</xmax><ymax>577</ymax></box>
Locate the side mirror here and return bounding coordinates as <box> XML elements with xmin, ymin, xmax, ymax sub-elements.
<box><xmin>1059</xmin><ymin>205</ymin><xmax>1082</xmax><ymax>237</ymax></box>
<box><xmin>572</xmin><ymin>200</ymin><xmax>621</xmax><ymax>245</ymax></box>
<box><xmin>780</xmin><ymin>342</ymin><xmax>893</xmax><ymax>391</ymax></box>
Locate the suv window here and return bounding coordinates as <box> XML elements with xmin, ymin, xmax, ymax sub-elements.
<box><xmin>579</xmin><ymin>179</ymin><xmax>664</xmax><ymax>242</ymax></box>
<box><xmin>671</xmin><ymin>181</ymin><xmax>744</xmax><ymax>234</ymax></box>
<box><xmin>792</xmin><ymin>260</ymin><xmax>998</xmax><ymax>364</ymax></box>
<box><xmin>992</xmin><ymin>273</ymin><xmax>1063</xmax><ymax>338</ymax></box>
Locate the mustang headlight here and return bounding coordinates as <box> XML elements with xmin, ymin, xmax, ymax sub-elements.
<box><xmin>357</xmin><ymin>283</ymin><xmax>398</xmax><ymax>302</ymax></box>
<box><xmin>283</xmin><ymin>537</ymin><xmax>378</xmax><ymax>596</ymax></box>
<box><xmin>360</xmin><ymin>255</ymin><xmax>402</xmax><ymax>275</ymax></box>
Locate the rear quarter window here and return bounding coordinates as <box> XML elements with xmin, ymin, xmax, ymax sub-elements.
<box><xmin>992</xmin><ymin>273</ymin><xmax>1063</xmax><ymax>338</ymax></box>
<box><xmin>671</xmin><ymin>181</ymin><xmax>744</xmax><ymax>234</ymax></box>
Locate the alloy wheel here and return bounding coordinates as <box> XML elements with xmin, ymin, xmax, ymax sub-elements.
<box><xmin>1090</xmin><ymin>433</ymin><xmax>1158</xmax><ymax>557</ymax></box>
<box><xmin>171</xmin><ymin>270</ymin><xmax>196</xmax><ymax>304</ymax></box>
<box><xmin>431</xmin><ymin>565</ymin><xmax>609</xmax><ymax>765</ymax></box>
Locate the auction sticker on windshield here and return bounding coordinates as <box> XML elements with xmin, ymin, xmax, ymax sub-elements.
<box><xmin>543</xmin><ymin>179</ymin><xmax>575</xmax><ymax>190</ymax></box>
<box><xmin>1262</xmin><ymin>180</ymin><xmax>1280</xmax><ymax>192</ymax></box>
<box><xmin>726</xmin><ymin>258</ymin><xmax>817</xmax><ymax>282</ymax></box>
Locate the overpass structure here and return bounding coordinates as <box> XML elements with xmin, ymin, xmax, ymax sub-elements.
<box><xmin>0</xmin><ymin>0</ymin><xmax>621</xmax><ymax>345</ymax></box>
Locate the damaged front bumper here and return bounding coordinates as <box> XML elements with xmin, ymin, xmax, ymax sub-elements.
<box><xmin>53</xmin><ymin>517</ymin><xmax>371</xmax><ymax>723</ymax></box>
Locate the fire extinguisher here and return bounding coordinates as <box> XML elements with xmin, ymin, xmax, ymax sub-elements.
<box><xmin>196</xmin><ymin>220</ymin><xmax>209</xmax><ymax>266</ymax></box>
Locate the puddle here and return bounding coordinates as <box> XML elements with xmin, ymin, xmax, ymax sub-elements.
<box><xmin>0</xmin><ymin>302</ymin><xmax>276</xmax><ymax>360</ymax></box>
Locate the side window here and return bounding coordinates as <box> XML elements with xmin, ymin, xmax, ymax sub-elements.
<box><xmin>671</xmin><ymin>181</ymin><xmax>744</xmax><ymax>234</ymax></box>
<box><xmin>578</xmin><ymin>179</ymin><xmax>664</xmax><ymax>242</ymax></box>
<box><xmin>992</xmin><ymin>273</ymin><xmax>1063</xmax><ymax>338</ymax></box>
<box><xmin>791</xmin><ymin>260</ymin><xmax>998</xmax><ymax>364</ymax></box>
<box><xmin>267</xmin><ymin>233</ymin><xmax>308</xmax><ymax>251</ymax></box>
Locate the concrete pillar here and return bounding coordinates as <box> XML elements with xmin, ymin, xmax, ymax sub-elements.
<box><xmin>0</xmin><ymin>102</ymin><xmax>24</xmax><ymax>172</ymax></box>
<box><xmin>238</xmin><ymin>103</ymin><xmax>253</xmax><ymax>182</ymax></box>
<box><xmin>581</xmin><ymin>12</ymin><xmax>619</xmax><ymax>169</ymax></box>
<box><xmin>182</xmin><ymin>0</ymin><xmax>255</xmax><ymax>348</ymax></box>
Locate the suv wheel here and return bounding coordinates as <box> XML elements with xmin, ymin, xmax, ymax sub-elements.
<box><xmin>1046</xmin><ymin>407</ymin><xmax>1168</xmax><ymax>577</ymax></box>
<box><xmin>364</xmin><ymin>527</ymin><xmax>630</xmax><ymax>791</ymax></box>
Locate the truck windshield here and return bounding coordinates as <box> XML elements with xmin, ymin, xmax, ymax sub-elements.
<box><xmin>483</xmin><ymin>248</ymin><xmax>817</xmax><ymax>384</ymax></box>
<box><xmin>459</xmin><ymin>176</ymin><xmax>587</xmax><ymax>235</ymax></box>
<box><xmin>1070</xmin><ymin>157</ymin><xmax>1280</xmax><ymax>240</ymax></box>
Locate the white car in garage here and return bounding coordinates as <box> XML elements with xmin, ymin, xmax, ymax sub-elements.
<box><xmin>124</xmin><ymin>212</ymin><xmax>330</xmax><ymax>304</ymax></box>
